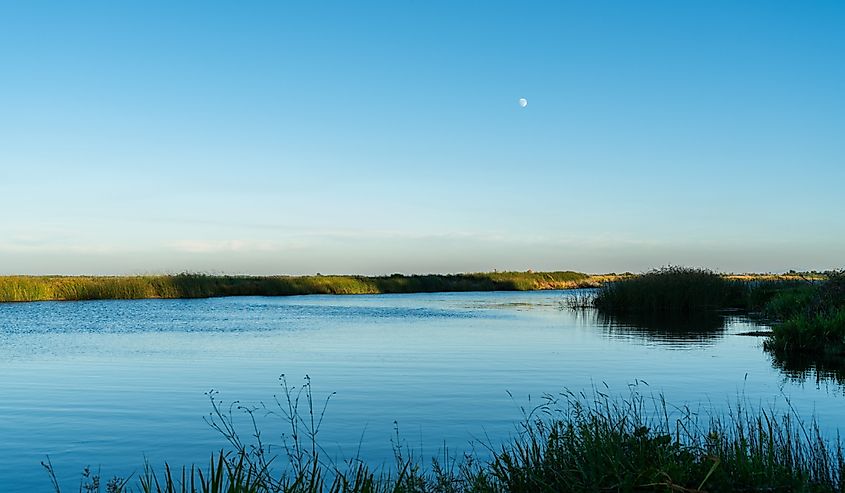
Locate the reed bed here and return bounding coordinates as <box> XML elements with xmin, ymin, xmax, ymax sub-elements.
<box><xmin>764</xmin><ymin>272</ymin><xmax>845</xmax><ymax>361</ymax></box>
<box><xmin>593</xmin><ymin>267</ymin><xmax>745</xmax><ymax>316</ymax></box>
<box><xmin>591</xmin><ymin>266</ymin><xmax>827</xmax><ymax>316</ymax></box>
<box><xmin>590</xmin><ymin>266</ymin><xmax>845</xmax><ymax>381</ymax></box>
<box><xmin>47</xmin><ymin>378</ymin><xmax>845</xmax><ymax>492</ymax></box>
<box><xmin>0</xmin><ymin>271</ymin><xmax>597</xmax><ymax>303</ymax></box>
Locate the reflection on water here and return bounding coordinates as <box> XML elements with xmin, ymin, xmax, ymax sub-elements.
<box><xmin>593</xmin><ymin>310</ymin><xmax>728</xmax><ymax>346</ymax></box>
<box><xmin>768</xmin><ymin>350</ymin><xmax>845</xmax><ymax>386</ymax></box>
<box><xmin>593</xmin><ymin>304</ymin><xmax>845</xmax><ymax>388</ymax></box>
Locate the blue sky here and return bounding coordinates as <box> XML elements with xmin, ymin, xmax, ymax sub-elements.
<box><xmin>1</xmin><ymin>1</ymin><xmax>843</xmax><ymax>275</ymax></box>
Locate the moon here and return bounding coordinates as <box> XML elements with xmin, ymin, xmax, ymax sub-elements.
<box><xmin>518</xmin><ymin>98</ymin><xmax>528</xmax><ymax>108</ymax></box>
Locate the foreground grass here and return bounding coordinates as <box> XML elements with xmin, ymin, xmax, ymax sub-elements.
<box><xmin>0</xmin><ymin>271</ymin><xmax>601</xmax><ymax>303</ymax></box>
<box><xmin>49</xmin><ymin>378</ymin><xmax>845</xmax><ymax>493</ymax></box>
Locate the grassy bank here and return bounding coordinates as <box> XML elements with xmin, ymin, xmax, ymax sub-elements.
<box><xmin>0</xmin><ymin>271</ymin><xmax>602</xmax><ymax>303</ymax></box>
<box><xmin>50</xmin><ymin>379</ymin><xmax>845</xmax><ymax>492</ymax></box>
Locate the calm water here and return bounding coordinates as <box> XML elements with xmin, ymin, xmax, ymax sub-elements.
<box><xmin>0</xmin><ymin>290</ymin><xmax>842</xmax><ymax>491</ymax></box>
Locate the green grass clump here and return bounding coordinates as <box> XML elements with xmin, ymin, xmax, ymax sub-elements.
<box><xmin>0</xmin><ymin>271</ymin><xmax>596</xmax><ymax>303</ymax></box>
<box><xmin>740</xmin><ymin>279</ymin><xmax>807</xmax><ymax>314</ymax></box>
<box><xmin>489</xmin><ymin>391</ymin><xmax>844</xmax><ymax>493</ymax></box>
<box><xmin>593</xmin><ymin>266</ymin><xmax>741</xmax><ymax>316</ymax></box>
<box><xmin>48</xmin><ymin>378</ymin><xmax>845</xmax><ymax>493</ymax></box>
<box><xmin>765</xmin><ymin>273</ymin><xmax>845</xmax><ymax>361</ymax></box>
<box><xmin>768</xmin><ymin>307</ymin><xmax>845</xmax><ymax>356</ymax></box>
<box><xmin>762</xmin><ymin>284</ymin><xmax>820</xmax><ymax>321</ymax></box>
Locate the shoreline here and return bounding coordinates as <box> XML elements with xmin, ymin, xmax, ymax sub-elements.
<box><xmin>0</xmin><ymin>271</ymin><xmax>609</xmax><ymax>303</ymax></box>
<box><xmin>0</xmin><ymin>271</ymin><xmax>822</xmax><ymax>304</ymax></box>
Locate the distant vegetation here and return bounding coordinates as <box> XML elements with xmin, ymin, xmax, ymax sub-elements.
<box><xmin>49</xmin><ymin>379</ymin><xmax>845</xmax><ymax>492</ymax></box>
<box><xmin>0</xmin><ymin>271</ymin><xmax>601</xmax><ymax>303</ymax></box>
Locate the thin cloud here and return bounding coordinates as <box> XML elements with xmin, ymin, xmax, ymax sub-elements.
<box><xmin>168</xmin><ymin>240</ymin><xmax>279</xmax><ymax>254</ymax></box>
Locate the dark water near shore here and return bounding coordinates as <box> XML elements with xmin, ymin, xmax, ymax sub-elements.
<box><xmin>0</xmin><ymin>290</ymin><xmax>842</xmax><ymax>491</ymax></box>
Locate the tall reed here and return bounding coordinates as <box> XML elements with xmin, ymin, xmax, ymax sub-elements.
<box><xmin>0</xmin><ymin>272</ymin><xmax>596</xmax><ymax>303</ymax></box>
<box><xmin>593</xmin><ymin>266</ymin><xmax>743</xmax><ymax>316</ymax></box>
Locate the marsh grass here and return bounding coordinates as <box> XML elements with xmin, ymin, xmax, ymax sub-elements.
<box><xmin>593</xmin><ymin>267</ymin><xmax>744</xmax><ymax>316</ymax></box>
<box><xmin>761</xmin><ymin>285</ymin><xmax>819</xmax><ymax>320</ymax></box>
<box><xmin>764</xmin><ymin>273</ymin><xmax>845</xmax><ymax>365</ymax></box>
<box><xmin>47</xmin><ymin>378</ymin><xmax>845</xmax><ymax>492</ymax></box>
<box><xmin>0</xmin><ymin>271</ymin><xmax>597</xmax><ymax>303</ymax></box>
<box><xmin>591</xmin><ymin>267</ymin><xmax>827</xmax><ymax>317</ymax></box>
<box><xmin>583</xmin><ymin>266</ymin><xmax>845</xmax><ymax>383</ymax></box>
<box><xmin>743</xmin><ymin>280</ymin><xmax>812</xmax><ymax>316</ymax></box>
<box><xmin>561</xmin><ymin>289</ymin><xmax>596</xmax><ymax>310</ymax></box>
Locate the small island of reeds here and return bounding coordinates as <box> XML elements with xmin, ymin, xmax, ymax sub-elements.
<box><xmin>592</xmin><ymin>266</ymin><xmax>845</xmax><ymax>372</ymax></box>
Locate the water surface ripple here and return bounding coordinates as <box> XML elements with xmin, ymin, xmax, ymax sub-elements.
<box><xmin>0</xmin><ymin>291</ymin><xmax>841</xmax><ymax>491</ymax></box>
